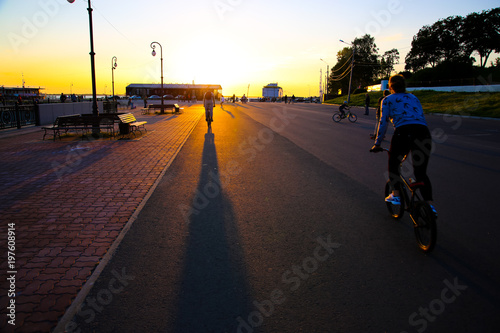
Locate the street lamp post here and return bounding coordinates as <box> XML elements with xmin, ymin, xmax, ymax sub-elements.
<box><xmin>150</xmin><ymin>42</ymin><xmax>164</xmax><ymax>114</ymax></box>
<box><xmin>340</xmin><ymin>39</ymin><xmax>355</xmax><ymax>104</ymax></box>
<box><xmin>68</xmin><ymin>0</ymin><xmax>99</xmax><ymax>133</ymax></box>
<box><xmin>111</xmin><ymin>56</ymin><xmax>117</xmax><ymax>101</ymax></box>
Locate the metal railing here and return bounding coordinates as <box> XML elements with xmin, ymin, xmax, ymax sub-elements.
<box><xmin>0</xmin><ymin>104</ymin><xmax>38</xmax><ymax>129</ymax></box>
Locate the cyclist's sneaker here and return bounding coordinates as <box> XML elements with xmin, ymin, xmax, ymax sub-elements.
<box><xmin>429</xmin><ymin>205</ymin><xmax>438</xmax><ymax>217</ymax></box>
<box><xmin>385</xmin><ymin>193</ymin><xmax>401</xmax><ymax>205</ymax></box>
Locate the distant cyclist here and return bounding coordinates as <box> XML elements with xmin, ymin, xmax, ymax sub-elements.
<box><xmin>370</xmin><ymin>74</ymin><xmax>436</xmax><ymax>214</ymax></box>
<box><xmin>339</xmin><ymin>101</ymin><xmax>348</xmax><ymax>118</ymax></box>
<box><xmin>203</xmin><ymin>90</ymin><xmax>215</xmax><ymax>123</ymax></box>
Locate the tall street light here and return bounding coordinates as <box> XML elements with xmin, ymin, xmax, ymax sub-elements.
<box><xmin>150</xmin><ymin>41</ymin><xmax>164</xmax><ymax>114</ymax></box>
<box><xmin>111</xmin><ymin>56</ymin><xmax>117</xmax><ymax>100</ymax></box>
<box><xmin>68</xmin><ymin>0</ymin><xmax>98</xmax><ymax>117</ymax></box>
<box><xmin>340</xmin><ymin>39</ymin><xmax>355</xmax><ymax>104</ymax></box>
<box><xmin>320</xmin><ymin>58</ymin><xmax>329</xmax><ymax>101</ymax></box>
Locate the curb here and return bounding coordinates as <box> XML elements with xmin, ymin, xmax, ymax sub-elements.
<box><xmin>429</xmin><ymin>113</ymin><xmax>500</xmax><ymax>121</ymax></box>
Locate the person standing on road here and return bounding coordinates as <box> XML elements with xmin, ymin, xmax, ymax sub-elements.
<box><xmin>204</xmin><ymin>90</ymin><xmax>215</xmax><ymax>122</ymax></box>
<box><xmin>365</xmin><ymin>93</ymin><xmax>370</xmax><ymax>115</ymax></box>
<box><xmin>370</xmin><ymin>74</ymin><xmax>436</xmax><ymax>214</ymax></box>
<box><xmin>371</xmin><ymin>89</ymin><xmax>390</xmax><ymax>139</ymax></box>
<box><xmin>220</xmin><ymin>95</ymin><xmax>225</xmax><ymax>107</ymax></box>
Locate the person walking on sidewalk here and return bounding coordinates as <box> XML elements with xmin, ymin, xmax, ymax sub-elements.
<box><xmin>204</xmin><ymin>90</ymin><xmax>215</xmax><ymax>122</ymax></box>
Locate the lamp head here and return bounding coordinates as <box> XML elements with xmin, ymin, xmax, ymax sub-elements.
<box><xmin>152</xmin><ymin>49</ymin><xmax>156</xmax><ymax>57</ymax></box>
<box><xmin>67</xmin><ymin>0</ymin><xmax>75</xmax><ymax>3</ymax></box>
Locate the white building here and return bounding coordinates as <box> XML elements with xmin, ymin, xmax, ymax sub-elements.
<box><xmin>262</xmin><ymin>83</ymin><xmax>283</xmax><ymax>99</ymax></box>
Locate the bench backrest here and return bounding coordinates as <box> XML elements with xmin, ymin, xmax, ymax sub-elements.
<box><xmin>148</xmin><ymin>104</ymin><xmax>178</xmax><ymax>108</ymax></box>
<box><xmin>56</xmin><ymin>114</ymin><xmax>81</xmax><ymax>127</ymax></box>
<box><xmin>117</xmin><ymin>113</ymin><xmax>137</xmax><ymax>124</ymax></box>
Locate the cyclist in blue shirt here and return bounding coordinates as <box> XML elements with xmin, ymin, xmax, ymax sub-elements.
<box><xmin>370</xmin><ymin>75</ymin><xmax>436</xmax><ymax>214</ymax></box>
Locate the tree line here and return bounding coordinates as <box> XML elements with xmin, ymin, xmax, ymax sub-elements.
<box><xmin>405</xmin><ymin>7</ymin><xmax>500</xmax><ymax>71</ymax></box>
<box><xmin>327</xmin><ymin>7</ymin><xmax>500</xmax><ymax>96</ymax></box>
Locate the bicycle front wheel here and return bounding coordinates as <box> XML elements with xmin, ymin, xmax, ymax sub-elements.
<box><xmin>332</xmin><ymin>113</ymin><xmax>341</xmax><ymax>122</ymax></box>
<box><xmin>412</xmin><ymin>202</ymin><xmax>437</xmax><ymax>253</ymax></box>
<box><xmin>348</xmin><ymin>113</ymin><xmax>357</xmax><ymax>123</ymax></box>
<box><xmin>385</xmin><ymin>181</ymin><xmax>404</xmax><ymax>219</ymax></box>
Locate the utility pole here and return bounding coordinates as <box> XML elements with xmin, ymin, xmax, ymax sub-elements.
<box><xmin>319</xmin><ymin>69</ymin><xmax>323</xmax><ymax>103</ymax></box>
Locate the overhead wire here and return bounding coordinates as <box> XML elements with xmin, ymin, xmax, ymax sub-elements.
<box><xmin>91</xmin><ymin>3</ymin><xmax>139</xmax><ymax>48</ymax></box>
<box><xmin>329</xmin><ymin>64</ymin><xmax>352</xmax><ymax>81</ymax></box>
<box><xmin>331</xmin><ymin>53</ymin><xmax>353</xmax><ymax>73</ymax></box>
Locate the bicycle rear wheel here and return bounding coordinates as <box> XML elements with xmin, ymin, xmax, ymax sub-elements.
<box><xmin>348</xmin><ymin>113</ymin><xmax>357</xmax><ymax>123</ymax></box>
<box><xmin>385</xmin><ymin>181</ymin><xmax>404</xmax><ymax>219</ymax></box>
<box><xmin>412</xmin><ymin>201</ymin><xmax>437</xmax><ymax>253</ymax></box>
<box><xmin>332</xmin><ymin>113</ymin><xmax>341</xmax><ymax>122</ymax></box>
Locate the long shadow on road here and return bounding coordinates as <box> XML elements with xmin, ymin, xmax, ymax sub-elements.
<box><xmin>170</xmin><ymin>126</ymin><xmax>253</xmax><ymax>332</ymax></box>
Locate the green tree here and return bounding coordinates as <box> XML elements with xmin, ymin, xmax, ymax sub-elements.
<box><xmin>405</xmin><ymin>16</ymin><xmax>469</xmax><ymax>71</ymax></box>
<box><xmin>380</xmin><ymin>49</ymin><xmax>400</xmax><ymax>79</ymax></box>
<box><xmin>352</xmin><ymin>34</ymin><xmax>380</xmax><ymax>88</ymax></box>
<box><xmin>463</xmin><ymin>7</ymin><xmax>500</xmax><ymax>68</ymax></box>
<box><xmin>405</xmin><ymin>7</ymin><xmax>500</xmax><ymax>72</ymax></box>
<box><xmin>328</xmin><ymin>47</ymin><xmax>352</xmax><ymax>95</ymax></box>
<box><xmin>405</xmin><ymin>24</ymin><xmax>441</xmax><ymax>71</ymax></box>
<box><xmin>328</xmin><ymin>34</ymin><xmax>383</xmax><ymax>95</ymax></box>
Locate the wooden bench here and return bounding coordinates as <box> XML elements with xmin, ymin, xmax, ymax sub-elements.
<box><xmin>147</xmin><ymin>103</ymin><xmax>182</xmax><ymax>114</ymax></box>
<box><xmin>117</xmin><ymin>113</ymin><xmax>147</xmax><ymax>136</ymax></box>
<box><xmin>42</xmin><ymin>114</ymin><xmax>82</xmax><ymax>141</ymax></box>
<box><xmin>42</xmin><ymin>114</ymin><xmax>116</xmax><ymax>141</ymax></box>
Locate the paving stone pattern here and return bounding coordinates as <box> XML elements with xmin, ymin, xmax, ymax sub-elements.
<box><xmin>0</xmin><ymin>106</ymin><xmax>203</xmax><ymax>332</ymax></box>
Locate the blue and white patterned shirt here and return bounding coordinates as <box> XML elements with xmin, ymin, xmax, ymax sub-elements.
<box><xmin>375</xmin><ymin>93</ymin><xmax>428</xmax><ymax>145</ymax></box>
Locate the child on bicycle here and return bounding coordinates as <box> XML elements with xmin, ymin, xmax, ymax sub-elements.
<box><xmin>370</xmin><ymin>75</ymin><xmax>436</xmax><ymax>214</ymax></box>
<box><xmin>339</xmin><ymin>101</ymin><xmax>348</xmax><ymax>118</ymax></box>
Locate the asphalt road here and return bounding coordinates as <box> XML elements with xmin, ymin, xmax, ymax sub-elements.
<box><xmin>69</xmin><ymin>102</ymin><xmax>500</xmax><ymax>333</ymax></box>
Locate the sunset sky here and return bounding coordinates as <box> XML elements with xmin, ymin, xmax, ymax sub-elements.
<box><xmin>1</xmin><ymin>0</ymin><xmax>498</xmax><ymax>97</ymax></box>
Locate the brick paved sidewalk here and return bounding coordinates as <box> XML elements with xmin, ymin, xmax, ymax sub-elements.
<box><xmin>0</xmin><ymin>106</ymin><xmax>203</xmax><ymax>332</ymax></box>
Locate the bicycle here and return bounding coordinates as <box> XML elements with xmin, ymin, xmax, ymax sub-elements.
<box><xmin>205</xmin><ymin>107</ymin><xmax>213</xmax><ymax>128</ymax></box>
<box><xmin>332</xmin><ymin>105</ymin><xmax>357</xmax><ymax>123</ymax></box>
<box><xmin>371</xmin><ymin>148</ymin><xmax>437</xmax><ymax>253</ymax></box>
